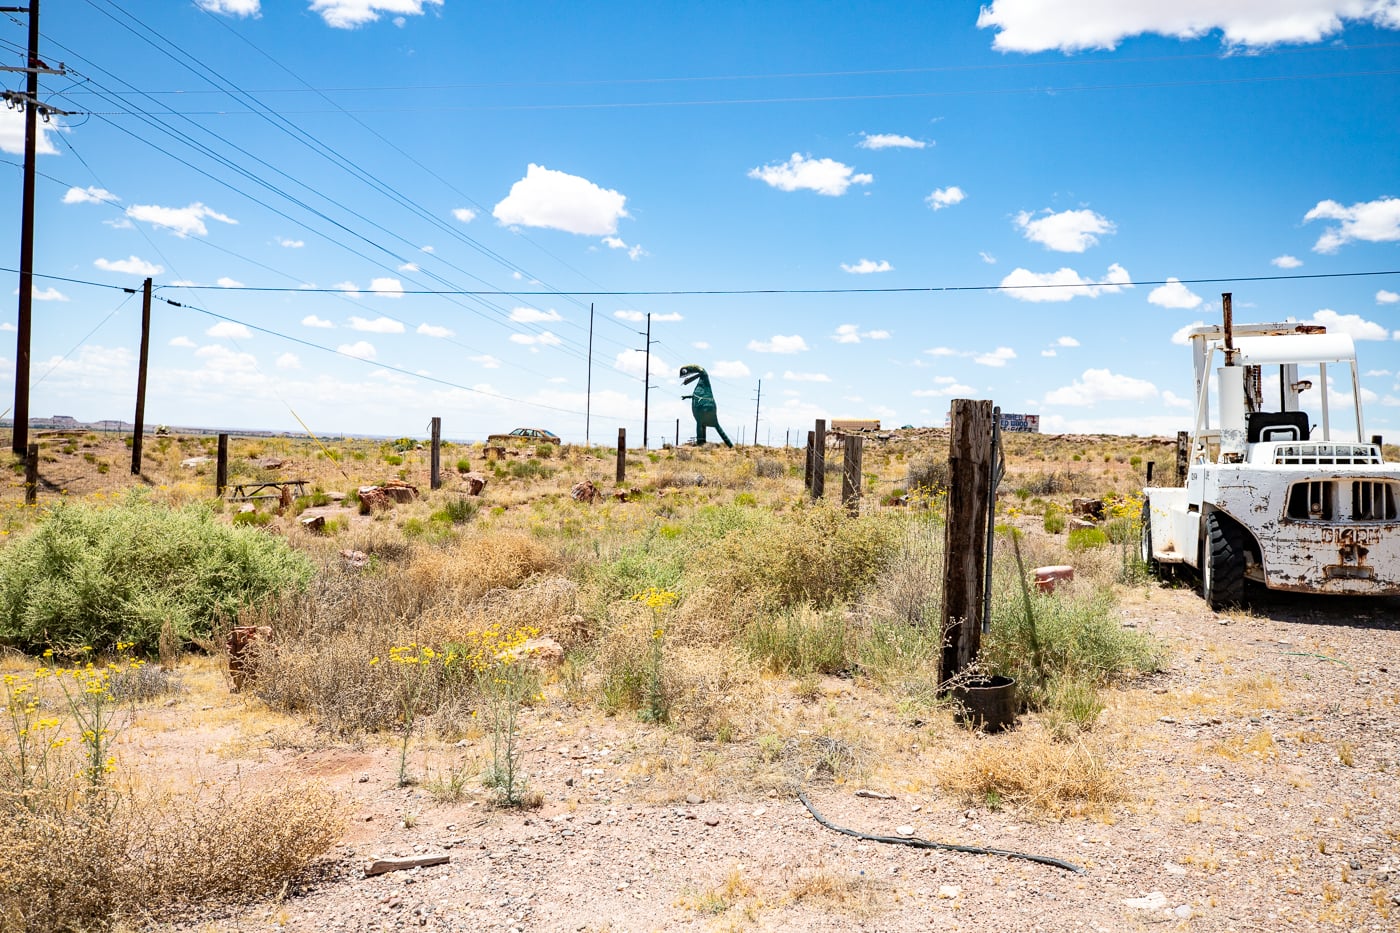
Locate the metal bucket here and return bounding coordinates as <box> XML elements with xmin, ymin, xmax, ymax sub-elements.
<box><xmin>952</xmin><ymin>675</ymin><xmax>1018</xmax><ymax>733</ymax></box>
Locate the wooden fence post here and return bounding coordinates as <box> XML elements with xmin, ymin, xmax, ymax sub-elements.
<box><xmin>616</xmin><ymin>428</ymin><xmax>626</xmax><ymax>483</ymax></box>
<box><xmin>804</xmin><ymin>431</ymin><xmax>815</xmax><ymax>492</ymax></box>
<box><xmin>216</xmin><ymin>433</ymin><xmax>229</xmax><ymax>497</ymax></box>
<box><xmin>1176</xmin><ymin>430</ymin><xmax>1190</xmax><ymax>486</ymax></box>
<box><xmin>429</xmin><ymin>417</ymin><xmax>442</xmax><ymax>490</ymax></box>
<box><xmin>24</xmin><ymin>442</ymin><xmax>38</xmax><ymax>505</ymax></box>
<box><xmin>841</xmin><ymin>434</ymin><xmax>863</xmax><ymax>515</ymax></box>
<box><xmin>940</xmin><ymin>399</ymin><xmax>995</xmax><ymax>685</ymax></box>
<box><xmin>812</xmin><ymin>419</ymin><xmax>826</xmax><ymax>499</ymax></box>
<box><xmin>1145</xmin><ymin>461</ymin><xmax>1155</xmax><ymax>484</ymax></box>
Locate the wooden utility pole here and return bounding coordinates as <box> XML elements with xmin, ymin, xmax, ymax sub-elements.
<box><xmin>585</xmin><ymin>303</ymin><xmax>594</xmax><ymax>447</ymax></box>
<box><xmin>753</xmin><ymin>379</ymin><xmax>761</xmax><ymax>448</ymax></box>
<box><xmin>23</xmin><ymin>442</ymin><xmax>37</xmax><ymax>504</ymax></box>
<box><xmin>811</xmin><ymin>419</ymin><xmax>826</xmax><ymax>499</ymax></box>
<box><xmin>216</xmin><ymin>433</ymin><xmax>229</xmax><ymax>496</ymax></box>
<box><xmin>841</xmin><ymin>434</ymin><xmax>863</xmax><ymax>515</ymax></box>
<box><xmin>642</xmin><ymin>313</ymin><xmax>652</xmax><ymax>448</ymax></box>
<box><xmin>615</xmin><ymin>428</ymin><xmax>626</xmax><ymax>483</ymax></box>
<box><xmin>674</xmin><ymin>418</ymin><xmax>679</xmax><ymax>447</ymax></box>
<box><xmin>429</xmin><ymin>416</ymin><xmax>441</xmax><ymax>490</ymax></box>
<box><xmin>10</xmin><ymin>0</ymin><xmax>40</xmax><ymax>455</ymax></box>
<box><xmin>804</xmin><ymin>430</ymin><xmax>815</xmax><ymax>491</ymax></box>
<box><xmin>940</xmin><ymin>399</ymin><xmax>995</xmax><ymax>685</ymax></box>
<box><xmin>131</xmin><ymin>277</ymin><xmax>152</xmax><ymax>474</ymax></box>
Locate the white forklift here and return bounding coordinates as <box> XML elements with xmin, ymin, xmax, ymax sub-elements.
<box><xmin>1141</xmin><ymin>294</ymin><xmax>1400</xmax><ymax>608</ymax></box>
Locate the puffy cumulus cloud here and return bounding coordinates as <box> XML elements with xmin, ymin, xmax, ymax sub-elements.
<box><xmin>1015</xmin><ymin>208</ymin><xmax>1115</xmax><ymax>252</ymax></box>
<box><xmin>1377</xmin><ymin>290</ymin><xmax>1399</xmax><ymax>304</ymax></box>
<box><xmin>926</xmin><ymin>186</ymin><xmax>965</xmax><ymax>210</ymax></box>
<box><xmin>1056</xmin><ymin>336</ymin><xmax>1081</xmax><ymax>347</ymax></box>
<box><xmin>493</xmin><ymin>164</ymin><xmax>629</xmax><ymax>236</ymax></box>
<box><xmin>470</xmin><ymin>354</ymin><xmax>501</xmax><ymax>369</ymax></box>
<box><xmin>1172</xmin><ymin>320</ymin><xmax>1208</xmax><ymax>345</ymax></box>
<box><xmin>168</xmin><ymin>336</ymin><xmax>196</xmax><ymax>348</ymax></box>
<box><xmin>748</xmin><ymin>334</ymin><xmax>810</xmax><ymax>354</ymax></box>
<box><xmin>276</xmin><ymin>236</ymin><xmax>304</xmax><ymax>248</ymax></box>
<box><xmin>924</xmin><ymin>346</ymin><xmax>960</xmax><ymax>357</ymax></box>
<box><xmin>748</xmin><ymin>153</ymin><xmax>872</xmax><ymax>197</ymax></box>
<box><xmin>195</xmin><ymin>344</ymin><xmax>257</xmax><ymax>373</ymax></box>
<box><xmin>1148</xmin><ymin>277</ymin><xmax>1203</xmax><ymax>309</ymax></box>
<box><xmin>857</xmin><ymin>133</ymin><xmax>927</xmax><ymax>150</ymax></box>
<box><xmin>206</xmin><ymin>321</ymin><xmax>252</xmax><ymax>339</ymax></box>
<box><xmin>302</xmin><ymin>315</ymin><xmax>334</xmax><ymax>328</ymax></box>
<box><xmin>32</xmin><ymin>287</ymin><xmax>68</xmax><ymax>302</ymax></box>
<box><xmin>1044</xmin><ymin>368</ymin><xmax>1161</xmax><ymax>406</ymax></box>
<box><xmin>511</xmin><ymin>307</ymin><xmax>563</xmax><ymax>323</ymax></box>
<box><xmin>710</xmin><ymin>360</ymin><xmax>751</xmax><ymax>379</ymax></box>
<box><xmin>509</xmin><ymin>331</ymin><xmax>562</xmax><ymax>347</ymax></box>
<box><xmin>369</xmin><ymin>277</ymin><xmax>404</xmax><ymax>297</ymax></box>
<box><xmin>337</xmin><ymin>340</ymin><xmax>377</xmax><ymax>360</ymax></box>
<box><xmin>691</xmin><ymin>341</ymin><xmax>710</xmax><ymax>350</ymax></box>
<box><xmin>276</xmin><ymin>352</ymin><xmax>301</xmax><ymax>370</ymax></box>
<box><xmin>125</xmin><ymin>202</ymin><xmax>236</xmax><ymax>238</ymax></box>
<box><xmin>63</xmin><ymin>186</ymin><xmax>117</xmax><ymax>205</ymax></box>
<box><xmin>1042</xmin><ymin>349</ymin><xmax>1057</xmax><ymax>357</ymax></box>
<box><xmin>1272</xmin><ymin>254</ymin><xmax>1303</xmax><ymax>269</ymax></box>
<box><xmin>0</xmin><ymin>105</ymin><xmax>60</xmax><ymax>156</ymax></box>
<box><xmin>613</xmin><ymin>348</ymin><xmax>670</xmax><ymax>378</ymax></box>
<box><xmin>94</xmin><ymin>256</ymin><xmax>163</xmax><ymax>277</ymax></box>
<box><xmin>999</xmin><ymin>263</ymin><xmax>1132</xmax><ymax>302</ymax></box>
<box><xmin>417</xmin><ymin>323</ymin><xmax>454</xmax><ymax>338</ymax></box>
<box><xmin>333</xmin><ymin>281</ymin><xmax>362</xmax><ymax>297</ymax></box>
<box><xmin>1162</xmin><ymin>390</ymin><xmax>1192</xmax><ymax>409</ymax></box>
<box><xmin>601</xmin><ymin>236</ymin><xmax>647</xmax><ymax>260</ymax></box>
<box><xmin>216</xmin><ymin>277</ymin><xmax>243</xmax><ymax>289</ymax></box>
<box><xmin>913</xmin><ymin>383</ymin><xmax>974</xmax><ymax>397</ymax></box>
<box><xmin>398</xmin><ymin>261</ymin><xmax>419</xmax><ymax>273</ymax></box>
<box><xmin>310</xmin><ymin>0</ymin><xmax>442</xmax><ymax>29</ymax></box>
<box><xmin>349</xmin><ymin>316</ymin><xmax>405</xmax><ymax>334</ymax></box>
<box><xmin>613</xmin><ymin>309</ymin><xmax>681</xmax><ymax>322</ymax></box>
<box><xmin>783</xmin><ymin>370</ymin><xmax>831</xmax><ymax>383</ymax></box>
<box><xmin>1308</xmin><ymin>309</ymin><xmax>1389</xmax><ymax>340</ymax></box>
<box><xmin>840</xmin><ymin>258</ymin><xmax>893</xmax><ymax>274</ymax></box>
<box><xmin>975</xmin><ymin>346</ymin><xmax>1017</xmax><ymax>367</ymax></box>
<box><xmin>1305</xmin><ymin>197</ymin><xmax>1400</xmax><ymax>252</ymax></box>
<box><xmin>976</xmin><ymin>0</ymin><xmax>1400</xmax><ymax>52</ymax></box>
<box><xmin>196</xmin><ymin>0</ymin><xmax>260</xmax><ymax>15</ymax></box>
<box><xmin>451</xmin><ymin>207</ymin><xmax>476</xmax><ymax>223</ymax></box>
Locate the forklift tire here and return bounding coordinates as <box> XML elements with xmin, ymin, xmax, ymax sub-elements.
<box><xmin>1201</xmin><ymin>512</ymin><xmax>1245</xmax><ymax>610</ymax></box>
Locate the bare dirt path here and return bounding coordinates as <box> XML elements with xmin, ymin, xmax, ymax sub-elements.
<box><xmin>159</xmin><ymin>581</ymin><xmax>1398</xmax><ymax>933</ymax></box>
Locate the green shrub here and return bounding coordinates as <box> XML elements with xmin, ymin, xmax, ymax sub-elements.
<box><xmin>383</xmin><ymin>454</ymin><xmax>404</xmax><ymax>466</ymax></box>
<box><xmin>0</xmin><ymin>494</ymin><xmax>312</xmax><ymax>653</ymax></box>
<box><xmin>455</xmin><ymin>458</ymin><xmax>471</xmax><ymax>473</ymax></box>
<box><xmin>906</xmin><ymin>458</ymin><xmax>948</xmax><ymax>493</ymax></box>
<box><xmin>1066</xmin><ymin>526</ymin><xmax>1109</xmax><ymax>550</ymax></box>
<box><xmin>1043</xmin><ymin>506</ymin><xmax>1066</xmax><ymax>534</ymax></box>
<box><xmin>231</xmin><ymin>509</ymin><xmax>273</xmax><ymax>527</ymax></box>
<box><xmin>431</xmin><ymin>497</ymin><xmax>479</xmax><ymax>525</ymax></box>
<box><xmin>744</xmin><ymin>607</ymin><xmax>848</xmax><ymax>675</ymax></box>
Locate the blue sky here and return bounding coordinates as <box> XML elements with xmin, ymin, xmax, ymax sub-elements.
<box><xmin>2</xmin><ymin>0</ymin><xmax>1399</xmax><ymax>443</ymax></box>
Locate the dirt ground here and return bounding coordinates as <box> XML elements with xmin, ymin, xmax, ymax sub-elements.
<box><xmin>124</xmin><ymin>581</ymin><xmax>1400</xmax><ymax>933</ymax></box>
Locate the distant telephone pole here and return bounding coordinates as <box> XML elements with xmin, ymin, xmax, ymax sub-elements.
<box><xmin>752</xmin><ymin>379</ymin><xmax>762</xmax><ymax>448</ymax></box>
<box><xmin>640</xmin><ymin>313</ymin><xmax>658</xmax><ymax>448</ymax></box>
<box><xmin>585</xmin><ymin>303</ymin><xmax>594</xmax><ymax>446</ymax></box>
<box><xmin>130</xmin><ymin>277</ymin><xmax>152</xmax><ymax>474</ymax></box>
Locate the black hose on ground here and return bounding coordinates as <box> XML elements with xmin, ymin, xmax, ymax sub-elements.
<box><xmin>798</xmin><ymin>792</ymin><xmax>1086</xmax><ymax>875</ymax></box>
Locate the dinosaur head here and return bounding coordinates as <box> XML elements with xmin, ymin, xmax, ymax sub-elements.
<box><xmin>679</xmin><ymin>364</ymin><xmax>707</xmax><ymax>386</ymax></box>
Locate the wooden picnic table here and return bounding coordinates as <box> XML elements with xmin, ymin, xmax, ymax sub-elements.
<box><xmin>228</xmin><ymin>479</ymin><xmax>309</xmax><ymax>502</ymax></box>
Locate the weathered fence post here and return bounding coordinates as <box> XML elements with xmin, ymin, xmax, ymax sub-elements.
<box><xmin>675</xmin><ymin>418</ymin><xmax>679</xmax><ymax>447</ymax></box>
<box><xmin>812</xmin><ymin>419</ymin><xmax>826</xmax><ymax>499</ymax></box>
<box><xmin>216</xmin><ymin>433</ymin><xmax>229</xmax><ymax>496</ymax></box>
<box><xmin>615</xmin><ymin>428</ymin><xmax>626</xmax><ymax>483</ymax></box>
<box><xmin>1146</xmin><ymin>460</ymin><xmax>1155</xmax><ymax>484</ymax></box>
<box><xmin>940</xmin><ymin>399</ymin><xmax>995</xmax><ymax>685</ymax></box>
<box><xmin>1176</xmin><ymin>430</ymin><xmax>1190</xmax><ymax>485</ymax></box>
<box><xmin>429</xmin><ymin>417</ymin><xmax>442</xmax><ymax>490</ymax></box>
<box><xmin>23</xmin><ymin>442</ymin><xmax>38</xmax><ymax>505</ymax></box>
<box><xmin>841</xmin><ymin>434</ymin><xmax>863</xmax><ymax>515</ymax></box>
<box><xmin>804</xmin><ymin>431</ymin><xmax>815</xmax><ymax>492</ymax></box>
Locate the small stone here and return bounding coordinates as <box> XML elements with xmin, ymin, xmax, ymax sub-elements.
<box><xmin>1158</xmin><ymin>716</ymin><xmax>1177</xmax><ymax>724</ymax></box>
<box><xmin>1122</xmin><ymin>892</ymin><xmax>1167</xmax><ymax>911</ymax></box>
<box><xmin>704</xmin><ymin>817</ymin><xmax>719</xmax><ymax>827</ymax></box>
<box><xmin>686</xmin><ymin>793</ymin><xmax>703</xmax><ymax>805</ymax></box>
<box><xmin>1175</xmin><ymin>905</ymin><xmax>1193</xmax><ymax>919</ymax></box>
<box><xmin>937</xmin><ymin>885</ymin><xmax>962</xmax><ymax>899</ymax></box>
<box><xmin>896</xmin><ymin>825</ymin><xmax>915</xmax><ymax>837</ymax></box>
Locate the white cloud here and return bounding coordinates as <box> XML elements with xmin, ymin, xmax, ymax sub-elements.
<box><xmin>349</xmin><ymin>316</ymin><xmax>405</xmax><ymax>334</ymax></box>
<box><xmin>206</xmin><ymin>321</ymin><xmax>252</xmax><ymax>339</ymax></box>
<box><xmin>94</xmin><ymin>256</ymin><xmax>163</xmax><ymax>277</ymax></box>
<box><xmin>369</xmin><ymin>277</ymin><xmax>404</xmax><ymax>297</ymax></box>
<box><xmin>840</xmin><ymin>259</ymin><xmax>893</xmax><ymax>274</ymax></box>
<box><xmin>602</xmin><ymin>236</ymin><xmax>647</xmax><ymax>260</ymax></box>
<box><xmin>170</xmin><ymin>280</ymin><xmax>198</xmax><ymax>287</ymax></box>
<box><xmin>510</xmin><ymin>331</ymin><xmax>562</xmax><ymax>347</ymax></box>
<box><xmin>1309</xmin><ymin>309</ymin><xmax>1389</xmax><ymax>340</ymax></box>
<box><xmin>1042</xmin><ymin>349</ymin><xmax>1057</xmax><ymax>357</ymax></box>
<box><xmin>748</xmin><ymin>153</ymin><xmax>872</xmax><ymax>197</ymax></box>
<box><xmin>398</xmin><ymin>262</ymin><xmax>419</xmax><ymax>273</ymax></box>
<box><xmin>692</xmin><ymin>341</ymin><xmax>710</xmax><ymax>350</ymax></box>
<box><xmin>125</xmin><ymin>202</ymin><xmax>236</xmax><ymax>238</ymax></box>
<box><xmin>748</xmin><ymin>334</ymin><xmax>809</xmax><ymax>354</ymax></box>
<box><xmin>834</xmin><ymin>324</ymin><xmax>892</xmax><ymax>344</ymax></box>
<box><xmin>511</xmin><ymin>307</ymin><xmax>563</xmax><ymax>323</ymax></box>
<box><xmin>63</xmin><ymin>186</ymin><xmax>117</xmax><ymax>205</ymax></box>
<box><xmin>975</xmin><ymin>1</ymin><xmax>1400</xmax><ymax>52</ymax></box>
<box><xmin>999</xmin><ymin>262</ymin><xmax>1132</xmax><ymax>302</ymax></box>
<box><xmin>276</xmin><ymin>352</ymin><xmax>301</xmax><ymax>370</ymax></box>
<box><xmin>710</xmin><ymin>360</ymin><xmax>751</xmax><ymax>379</ymax></box>
<box><xmin>0</xmin><ymin>322</ymin><xmax>14</xmax><ymax>331</ymax></box>
<box><xmin>857</xmin><ymin>133</ymin><xmax>927</xmax><ymax>150</ymax></box>
<box><xmin>333</xmin><ymin>281</ymin><xmax>362</xmax><ymax>297</ymax></box>
<box><xmin>420</xmin><ymin>245</ymin><xmax>434</xmax><ymax>253</ymax></box>
<box><xmin>1044</xmin><ymin>368</ymin><xmax>1160</xmax><ymax>406</ymax></box>
<box><xmin>310</xmin><ymin>0</ymin><xmax>442</xmax><ymax>29</ymax></box>
<box><xmin>1305</xmin><ymin>197</ymin><xmax>1400</xmax><ymax>252</ymax></box>
<box><xmin>614</xmin><ymin>348</ymin><xmax>669</xmax><ymax>378</ymax></box>
<box><xmin>470</xmin><ymin>354</ymin><xmax>501</xmax><ymax>369</ymax></box>
<box><xmin>32</xmin><ymin>287</ymin><xmax>68</xmax><ymax>302</ymax></box>
<box><xmin>337</xmin><ymin>340</ymin><xmax>377</xmax><ymax>360</ymax></box>
<box><xmin>926</xmin><ymin>186</ymin><xmax>966</xmax><ymax>210</ymax></box>
<box><xmin>195</xmin><ymin>344</ymin><xmax>257</xmax><ymax>373</ymax></box>
<box><xmin>975</xmin><ymin>346</ymin><xmax>1017</xmax><ymax>367</ymax></box>
<box><xmin>104</xmin><ymin>218</ymin><xmax>134</xmax><ymax>230</ymax></box>
<box><xmin>417</xmin><ymin>323</ymin><xmax>454</xmax><ymax>338</ymax></box>
<box><xmin>865</xmin><ymin>329</ymin><xmax>891</xmax><ymax>340</ymax></box>
<box><xmin>196</xmin><ymin>0</ymin><xmax>260</xmax><ymax>16</ymax></box>
<box><xmin>913</xmin><ymin>383</ymin><xmax>974</xmax><ymax>397</ymax></box>
<box><xmin>451</xmin><ymin>207</ymin><xmax>477</xmax><ymax>223</ymax></box>
<box><xmin>1172</xmin><ymin>320</ymin><xmax>1208</xmax><ymax>345</ymax></box>
<box><xmin>924</xmin><ymin>346</ymin><xmax>960</xmax><ymax>357</ymax></box>
<box><xmin>783</xmin><ymin>371</ymin><xmax>831</xmax><ymax>383</ymax></box>
<box><xmin>1272</xmin><ymin>254</ymin><xmax>1303</xmax><ymax>269</ymax></box>
<box><xmin>276</xmin><ymin>236</ymin><xmax>304</xmax><ymax>248</ymax></box>
<box><xmin>979</xmin><ymin>251</ymin><xmax>997</xmax><ymax>264</ymax></box>
<box><xmin>1378</xmin><ymin>290</ymin><xmax>1400</xmax><ymax>304</ymax></box>
<box><xmin>1015</xmin><ymin>208</ymin><xmax>1115</xmax><ymax>252</ymax></box>
<box><xmin>1056</xmin><ymin>336</ymin><xmax>1080</xmax><ymax>347</ymax></box>
<box><xmin>493</xmin><ymin>164</ymin><xmax>629</xmax><ymax>235</ymax></box>
<box><xmin>302</xmin><ymin>315</ymin><xmax>334</xmax><ymax>328</ymax></box>
<box><xmin>0</xmin><ymin>106</ymin><xmax>60</xmax><ymax>156</ymax></box>
<box><xmin>168</xmin><ymin>336</ymin><xmax>196</xmax><ymax>348</ymax></box>
<box><xmin>1162</xmin><ymin>390</ymin><xmax>1192</xmax><ymax>409</ymax></box>
<box><xmin>1148</xmin><ymin>277</ymin><xmax>1203</xmax><ymax>309</ymax></box>
<box><xmin>216</xmin><ymin>277</ymin><xmax>243</xmax><ymax>289</ymax></box>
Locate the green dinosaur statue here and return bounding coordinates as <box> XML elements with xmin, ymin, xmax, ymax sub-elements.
<box><xmin>679</xmin><ymin>364</ymin><xmax>733</xmax><ymax>447</ymax></box>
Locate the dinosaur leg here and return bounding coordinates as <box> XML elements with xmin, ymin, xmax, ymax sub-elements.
<box><xmin>696</xmin><ymin>423</ymin><xmax>707</xmax><ymax>444</ymax></box>
<box><xmin>713</xmin><ymin>422</ymin><xmax>733</xmax><ymax>448</ymax></box>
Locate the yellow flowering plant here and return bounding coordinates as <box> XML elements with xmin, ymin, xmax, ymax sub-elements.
<box><xmin>631</xmin><ymin>588</ymin><xmax>678</xmax><ymax>724</ymax></box>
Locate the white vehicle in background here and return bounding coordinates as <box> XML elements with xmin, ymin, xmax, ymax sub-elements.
<box><xmin>1141</xmin><ymin>295</ymin><xmax>1400</xmax><ymax>608</ymax></box>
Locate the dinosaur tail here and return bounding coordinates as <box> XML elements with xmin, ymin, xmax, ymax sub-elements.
<box><xmin>714</xmin><ymin>423</ymin><xmax>733</xmax><ymax>448</ymax></box>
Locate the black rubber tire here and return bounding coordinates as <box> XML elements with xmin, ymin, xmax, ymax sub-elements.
<box><xmin>1139</xmin><ymin>502</ymin><xmax>1158</xmax><ymax>576</ymax></box>
<box><xmin>1201</xmin><ymin>511</ymin><xmax>1245</xmax><ymax>610</ymax></box>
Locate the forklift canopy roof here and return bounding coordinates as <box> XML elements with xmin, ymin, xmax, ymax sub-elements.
<box><xmin>1232</xmin><ymin>332</ymin><xmax>1356</xmax><ymax>366</ymax></box>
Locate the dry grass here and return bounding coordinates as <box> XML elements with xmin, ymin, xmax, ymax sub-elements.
<box><xmin>935</xmin><ymin>727</ymin><xmax>1125</xmax><ymax>818</ymax></box>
